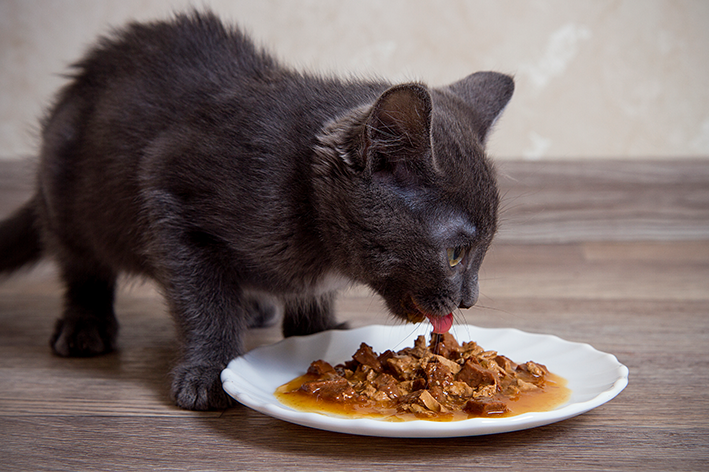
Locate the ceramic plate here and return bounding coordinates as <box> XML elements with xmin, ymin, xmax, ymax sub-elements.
<box><xmin>221</xmin><ymin>324</ymin><xmax>628</xmax><ymax>438</ymax></box>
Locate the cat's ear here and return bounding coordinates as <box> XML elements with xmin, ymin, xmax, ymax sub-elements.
<box><xmin>365</xmin><ymin>83</ymin><xmax>433</xmax><ymax>185</ymax></box>
<box><xmin>447</xmin><ymin>71</ymin><xmax>514</xmax><ymax>143</ymax></box>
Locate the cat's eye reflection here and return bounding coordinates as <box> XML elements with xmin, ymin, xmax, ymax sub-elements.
<box><xmin>447</xmin><ymin>246</ymin><xmax>466</xmax><ymax>267</ymax></box>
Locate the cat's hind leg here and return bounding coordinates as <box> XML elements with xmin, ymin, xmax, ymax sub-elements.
<box><xmin>50</xmin><ymin>258</ymin><xmax>118</xmax><ymax>357</ymax></box>
<box><xmin>281</xmin><ymin>292</ymin><xmax>347</xmax><ymax>338</ymax></box>
<box><xmin>245</xmin><ymin>297</ymin><xmax>280</xmax><ymax>329</ymax></box>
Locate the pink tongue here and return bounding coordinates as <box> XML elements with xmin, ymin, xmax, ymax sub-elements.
<box><xmin>427</xmin><ymin>313</ymin><xmax>453</xmax><ymax>334</ymax></box>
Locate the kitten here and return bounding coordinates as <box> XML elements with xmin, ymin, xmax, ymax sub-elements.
<box><xmin>0</xmin><ymin>11</ymin><xmax>513</xmax><ymax>410</ymax></box>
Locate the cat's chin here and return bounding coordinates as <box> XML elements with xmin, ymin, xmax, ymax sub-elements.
<box><xmin>401</xmin><ymin>295</ymin><xmax>453</xmax><ymax>333</ymax></box>
<box><xmin>401</xmin><ymin>294</ymin><xmax>426</xmax><ymax>323</ymax></box>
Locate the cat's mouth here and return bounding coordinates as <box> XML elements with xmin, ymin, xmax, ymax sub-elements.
<box><xmin>403</xmin><ymin>296</ymin><xmax>454</xmax><ymax>334</ymax></box>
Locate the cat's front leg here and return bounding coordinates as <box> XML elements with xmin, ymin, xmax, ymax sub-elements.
<box><xmin>281</xmin><ymin>292</ymin><xmax>347</xmax><ymax>337</ymax></box>
<box><xmin>166</xmin><ymin>276</ymin><xmax>247</xmax><ymax>410</ymax></box>
<box><xmin>166</xmin><ymin>264</ymin><xmax>250</xmax><ymax>410</ymax></box>
<box><xmin>154</xmin><ymin>234</ymin><xmax>248</xmax><ymax>410</ymax></box>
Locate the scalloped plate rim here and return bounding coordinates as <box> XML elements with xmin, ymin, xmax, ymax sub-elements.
<box><xmin>221</xmin><ymin>324</ymin><xmax>628</xmax><ymax>438</ymax></box>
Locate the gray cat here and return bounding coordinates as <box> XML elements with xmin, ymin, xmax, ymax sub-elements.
<box><xmin>0</xmin><ymin>12</ymin><xmax>513</xmax><ymax>410</ymax></box>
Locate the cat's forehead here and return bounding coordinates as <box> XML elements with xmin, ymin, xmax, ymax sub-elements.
<box><xmin>422</xmin><ymin>194</ymin><xmax>497</xmax><ymax>246</ymax></box>
<box><xmin>427</xmin><ymin>209</ymin><xmax>477</xmax><ymax>241</ymax></box>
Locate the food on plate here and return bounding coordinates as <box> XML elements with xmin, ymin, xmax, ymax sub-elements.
<box><xmin>275</xmin><ymin>331</ymin><xmax>570</xmax><ymax>421</ymax></box>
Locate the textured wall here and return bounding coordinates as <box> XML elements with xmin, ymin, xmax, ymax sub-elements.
<box><xmin>1</xmin><ymin>0</ymin><xmax>707</xmax><ymax>160</ymax></box>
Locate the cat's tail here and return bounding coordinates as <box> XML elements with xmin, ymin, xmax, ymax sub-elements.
<box><xmin>0</xmin><ymin>197</ymin><xmax>43</xmax><ymax>273</ymax></box>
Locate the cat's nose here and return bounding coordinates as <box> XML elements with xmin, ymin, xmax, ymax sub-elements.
<box><xmin>458</xmin><ymin>273</ymin><xmax>479</xmax><ymax>309</ymax></box>
<box><xmin>458</xmin><ymin>287</ymin><xmax>479</xmax><ymax>309</ymax></box>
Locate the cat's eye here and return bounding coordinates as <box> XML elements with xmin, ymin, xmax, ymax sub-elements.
<box><xmin>447</xmin><ymin>246</ymin><xmax>466</xmax><ymax>267</ymax></box>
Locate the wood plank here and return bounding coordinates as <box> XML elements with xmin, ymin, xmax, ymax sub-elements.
<box><xmin>1</xmin><ymin>415</ymin><xmax>706</xmax><ymax>471</ymax></box>
<box><xmin>496</xmin><ymin>159</ymin><xmax>709</xmax><ymax>242</ymax></box>
<box><xmin>481</xmin><ymin>241</ymin><xmax>709</xmax><ymax>302</ymax></box>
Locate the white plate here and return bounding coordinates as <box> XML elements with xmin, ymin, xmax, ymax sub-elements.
<box><xmin>221</xmin><ymin>324</ymin><xmax>628</xmax><ymax>438</ymax></box>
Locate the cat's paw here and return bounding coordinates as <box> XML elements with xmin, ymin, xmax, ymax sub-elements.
<box><xmin>50</xmin><ymin>316</ymin><xmax>118</xmax><ymax>357</ymax></box>
<box><xmin>171</xmin><ymin>363</ymin><xmax>235</xmax><ymax>411</ymax></box>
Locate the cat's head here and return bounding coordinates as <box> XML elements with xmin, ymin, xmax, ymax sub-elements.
<box><xmin>314</xmin><ymin>72</ymin><xmax>513</xmax><ymax>328</ymax></box>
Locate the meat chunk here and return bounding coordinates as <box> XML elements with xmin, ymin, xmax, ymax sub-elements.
<box><xmin>431</xmin><ymin>354</ymin><xmax>462</xmax><ymax>374</ymax></box>
<box><xmin>355</xmin><ymin>380</ymin><xmax>390</xmax><ymax>402</ymax></box>
<box><xmin>307</xmin><ymin>360</ymin><xmax>336</xmax><ymax>377</ymax></box>
<box><xmin>373</xmin><ymin>373</ymin><xmax>403</xmax><ymax>399</ymax></box>
<box><xmin>397</xmin><ymin>389</ymin><xmax>446</xmax><ymax>415</ymax></box>
<box><xmin>299</xmin><ymin>377</ymin><xmax>359</xmax><ymax>402</ymax></box>
<box><xmin>517</xmin><ymin>361</ymin><xmax>547</xmax><ymax>378</ymax></box>
<box><xmin>444</xmin><ymin>381</ymin><xmax>474</xmax><ymax>398</ymax></box>
<box><xmin>429</xmin><ymin>332</ymin><xmax>461</xmax><ymax>358</ymax></box>
<box><xmin>400</xmin><ymin>335</ymin><xmax>430</xmax><ymax>358</ymax></box>
<box><xmin>463</xmin><ymin>399</ymin><xmax>508</xmax><ymax>416</ymax></box>
<box><xmin>494</xmin><ymin>355</ymin><xmax>517</xmax><ymax>374</ymax></box>
<box><xmin>459</xmin><ymin>340</ymin><xmax>484</xmax><ymax>357</ymax></box>
<box><xmin>387</xmin><ymin>354</ymin><xmax>423</xmax><ymax>381</ymax></box>
<box><xmin>457</xmin><ymin>359</ymin><xmax>499</xmax><ymax>389</ymax></box>
<box><xmin>424</xmin><ymin>357</ymin><xmax>455</xmax><ymax>388</ymax></box>
<box><xmin>377</xmin><ymin>349</ymin><xmax>396</xmax><ymax>368</ymax></box>
<box><xmin>352</xmin><ymin>343</ymin><xmax>383</xmax><ymax>372</ymax></box>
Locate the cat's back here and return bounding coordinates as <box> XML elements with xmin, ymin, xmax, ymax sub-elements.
<box><xmin>72</xmin><ymin>11</ymin><xmax>280</xmax><ymax>92</ymax></box>
<box><xmin>36</xmin><ymin>12</ymin><xmax>294</xmax><ymax>275</ymax></box>
<box><xmin>40</xmin><ymin>11</ymin><xmax>289</xmax><ymax>170</ymax></box>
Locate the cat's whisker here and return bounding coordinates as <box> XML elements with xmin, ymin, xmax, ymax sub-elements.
<box><xmin>391</xmin><ymin>322</ymin><xmax>425</xmax><ymax>351</ymax></box>
<box><xmin>471</xmin><ymin>302</ymin><xmax>519</xmax><ymax>321</ymax></box>
<box><xmin>497</xmin><ymin>186</ymin><xmax>547</xmax><ymax>229</ymax></box>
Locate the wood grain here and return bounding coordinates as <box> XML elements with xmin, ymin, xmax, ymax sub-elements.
<box><xmin>1</xmin><ymin>159</ymin><xmax>708</xmax><ymax>471</ymax></box>
<box><xmin>496</xmin><ymin>159</ymin><xmax>709</xmax><ymax>242</ymax></box>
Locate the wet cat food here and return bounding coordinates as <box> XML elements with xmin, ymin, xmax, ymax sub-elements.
<box><xmin>276</xmin><ymin>331</ymin><xmax>570</xmax><ymax>421</ymax></box>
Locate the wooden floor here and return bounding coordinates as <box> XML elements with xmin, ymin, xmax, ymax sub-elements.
<box><xmin>1</xmin><ymin>160</ymin><xmax>708</xmax><ymax>471</ymax></box>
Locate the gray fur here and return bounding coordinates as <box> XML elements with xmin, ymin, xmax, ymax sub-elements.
<box><xmin>0</xmin><ymin>11</ymin><xmax>513</xmax><ymax>410</ymax></box>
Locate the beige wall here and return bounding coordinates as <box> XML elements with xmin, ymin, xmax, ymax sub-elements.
<box><xmin>1</xmin><ymin>0</ymin><xmax>708</xmax><ymax>160</ymax></box>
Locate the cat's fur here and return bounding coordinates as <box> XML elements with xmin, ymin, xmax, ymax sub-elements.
<box><xmin>0</xmin><ymin>12</ymin><xmax>513</xmax><ymax>410</ymax></box>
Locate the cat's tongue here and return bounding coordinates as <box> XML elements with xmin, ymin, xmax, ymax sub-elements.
<box><xmin>426</xmin><ymin>313</ymin><xmax>453</xmax><ymax>334</ymax></box>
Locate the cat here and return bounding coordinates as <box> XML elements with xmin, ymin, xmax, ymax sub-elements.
<box><xmin>0</xmin><ymin>11</ymin><xmax>513</xmax><ymax>410</ymax></box>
